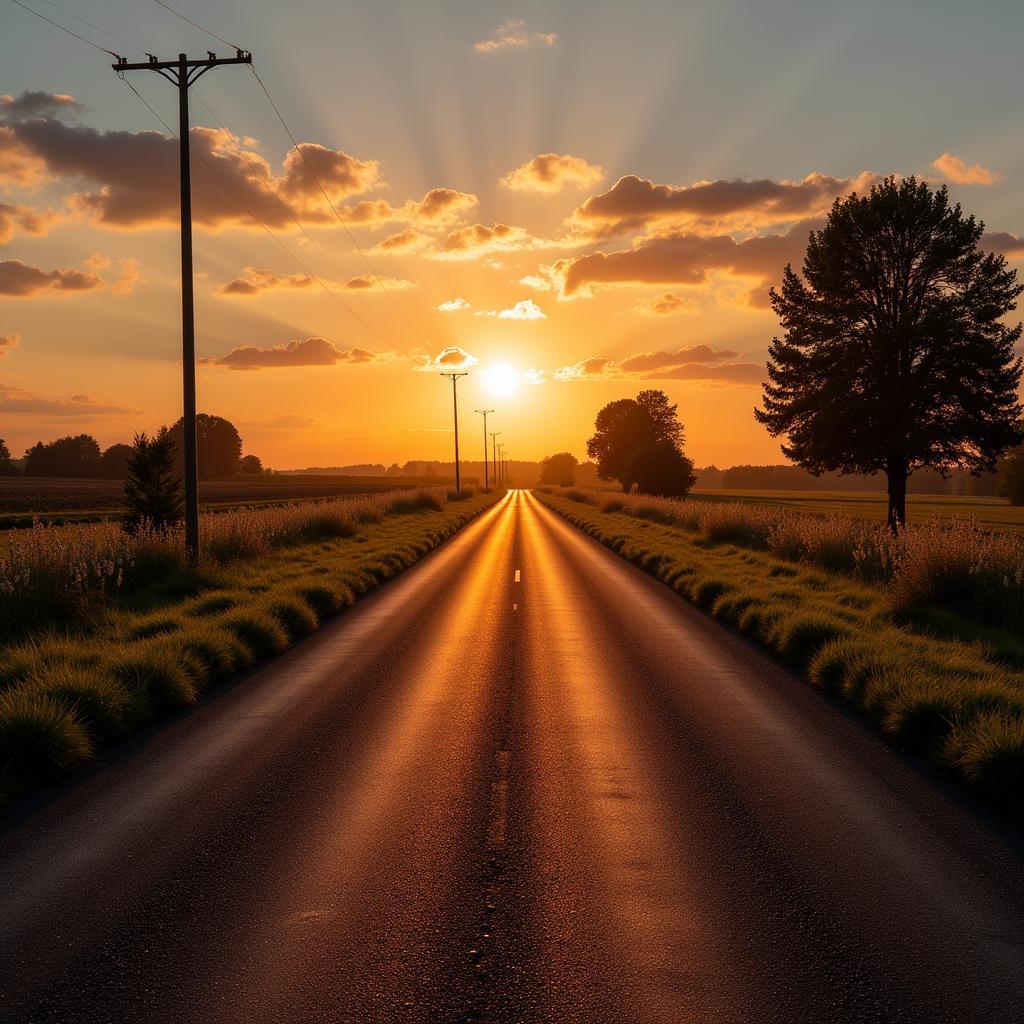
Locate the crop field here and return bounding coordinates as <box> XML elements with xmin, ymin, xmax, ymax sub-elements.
<box><xmin>0</xmin><ymin>474</ymin><xmax>454</xmax><ymax>528</ymax></box>
<box><xmin>691</xmin><ymin>488</ymin><xmax>1024</xmax><ymax>534</ymax></box>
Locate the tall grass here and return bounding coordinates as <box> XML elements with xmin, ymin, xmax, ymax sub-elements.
<box><xmin>550</xmin><ymin>488</ymin><xmax>1024</xmax><ymax>630</ymax></box>
<box><xmin>0</xmin><ymin>488</ymin><xmax>457</xmax><ymax>639</ymax></box>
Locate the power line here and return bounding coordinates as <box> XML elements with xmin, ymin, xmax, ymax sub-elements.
<box><xmin>118</xmin><ymin>76</ymin><xmax>404</xmax><ymax>353</ymax></box>
<box><xmin>7</xmin><ymin>0</ymin><xmax>121</xmax><ymax>57</ymax></box>
<box><xmin>248</xmin><ymin>63</ymin><xmax>411</xmax><ymax>325</ymax></box>
<box><xmin>149</xmin><ymin>0</ymin><xmax>242</xmax><ymax>51</ymax></box>
<box><xmin>37</xmin><ymin>0</ymin><xmax>144</xmax><ymax>55</ymax></box>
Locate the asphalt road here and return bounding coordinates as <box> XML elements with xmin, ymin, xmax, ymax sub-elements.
<box><xmin>1</xmin><ymin>490</ymin><xmax>1022</xmax><ymax>1023</ymax></box>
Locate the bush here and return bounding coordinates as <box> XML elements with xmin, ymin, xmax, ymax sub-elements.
<box><xmin>265</xmin><ymin>595</ymin><xmax>319</xmax><ymax>641</ymax></box>
<box><xmin>221</xmin><ymin>610</ymin><xmax>289</xmax><ymax>659</ymax></box>
<box><xmin>108</xmin><ymin>645</ymin><xmax>198</xmax><ymax>713</ymax></box>
<box><xmin>0</xmin><ymin>688</ymin><xmax>93</xmax><ymax>780</ymax></box>
<box><xmin>26</xmin><ymin>663</ymin><xmax>132</xmax><ymax>739</ymax></box>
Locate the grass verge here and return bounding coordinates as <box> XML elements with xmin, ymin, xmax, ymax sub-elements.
<box><xmin>535</xmin><ymin>488</ymin><xmax>1024</xmax><ymax>815</ymax></box>
<box><xmin>0</xmin><ymin>488</ymin><xmax>501</xmax><ymax>802</ymax></box>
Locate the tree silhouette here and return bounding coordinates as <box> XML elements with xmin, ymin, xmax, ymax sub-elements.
<box><xmin>757</xmin><ymin>177</ymin><xmax>1023</xmax><ymax>528</ymax></box>
<box><xmin>998</xmin><ymin>441</ymin><xmax>1024</xmax><ymax>506</ymax></box>
<box><xmin>168</xmin><ymin>413</ymin><xmax>243</xmax><ymax>479</ymax></box>
<box><xmin>239</xmin><ymin>454</ymin><xmax>264</xmax><ymax>474</ymax></box>
<box><xmin>98</xmin><ymin>443</ymin><xmax>134</xmax><ymax>480</ymax></box>
<box><xmin>124</xmin><ymin>429</ymin><xmax>184</xmax><ymax>531</ymax></box>
<box><xmin>23</xmin><ymin>434</ymin><xmax>102</xmax><ymax>478</ymax></box>
<box><xmin>539</xmin><ymin>452</ymin><xmax>578</xmax><ymax>486</ymax></box>
<box><xmin>0</xmin><ymin>438</ymin><xmax>17</xmax><ymax>476</ymax></box>
<box><xmin>587</xmin><ymin>389</ymin><xmax>695</xmax><ymax>496</ymax></box>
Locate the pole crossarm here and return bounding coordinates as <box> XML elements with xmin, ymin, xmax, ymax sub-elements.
<box><xmin>113</xmin><ymin>50</ymin><xmax>252</xmax><ymax>73</ymax></box>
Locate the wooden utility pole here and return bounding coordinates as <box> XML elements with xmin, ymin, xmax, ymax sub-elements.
<box><xmin>441</xmin><ymin>372</ymin><xmax>468</xmax><ymax>494</ymax></box>
<box><xmin>490</xmin><ymin>433</ymin><xmax>501</xmax><ymax>488</ymax></box>
<box><xmin>114</xmin><ymin>49</ymin><xmax>252</xmax><ymax>563</ymax></box>
<box><xmin>475</xmin><ymin>409</ymin><xmax>493</xmax><ymax>488</ymax></box>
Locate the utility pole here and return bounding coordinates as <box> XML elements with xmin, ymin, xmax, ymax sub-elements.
<box><xmin>496</xmin><ymin>444</ymin><xmax>505</xmax><ymax>488</ymax></box>
<box><xmin>490</xmin><ymin>432</ymin><xmax>501</xmax><ymax>490</ymax></box>
<box><xmin>441</xmin><ymin>372</ymin><xmax>468</xmax><ymax>494</ymax></box>
<box><xmin>475</xmin><ymin>409</ymin><xmax>493</xmax><ymax>488</ymax></box>
<box><xmin>114</xmin><ymin>49</ymin><xmax>253</xmax><ymax>564</ymax></box>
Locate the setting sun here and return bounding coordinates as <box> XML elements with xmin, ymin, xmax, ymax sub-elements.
<box><xmin>481</xmin><ymin>364</ymin><xmax>521</xmax><ymax>398</ymax></box>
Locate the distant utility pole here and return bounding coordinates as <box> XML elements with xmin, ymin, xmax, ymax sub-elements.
<box><xmin>490</xmin><ymin>432</ymin><xmax>501</xmax><ymax>489</ymax></box>
<box><xmin>497</xmin><ymin>445</ymin><xmax>505</xmax><ymax>488</ymax></box>
<box><xmin>113</xmin><ymin>49</ymin><xmax>253</xmax><ymax>564</ymax></box>
<box><xmin>441</xmin><ymin>372</ymin><xmax>468</xmax><ymax>494</ymax></box>
<box><xmin>475</xmin><ymin>409</ymin><xmax>493</xmax><ymax>488</ymax></box>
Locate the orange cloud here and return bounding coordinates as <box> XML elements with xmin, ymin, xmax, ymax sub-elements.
<box><xmin>500</xmin><ymin>153</ymin><xmax>604</xmax><ymax>193</ymax></box>
<box><xmin>432</xmin><ymin>222</ymin><xmax>545</xmax><ymax>260</ymax></box>
<box><xmin>371</xmin><ymin>228</ymin><xmax>431</xmax><ymax>254</ymax></box>
<box><xmin>202</xmin><ymin>337</ymin><xmax>390</xmax><ymax>370</ymax></box>
<box><xmin>474</xmin><ymin>19</ymin><xmax>557</xmax><ymax>53</ymax></box>
<box><xmin>0</xmin><ymin>380</ymin><xmax>133</xmax><ymax>417</ymax></box>
<box><xmin>1</xmin><ymin>90</ymin><xmax>85</xmax><ymax>119</ymax></box>
<box><xmin>420</xmin><ymin>346</ymin><xmax>477</xmax><ymax>371</ymax></box>
<box><xmin>474</xmin><ymin>299</ymin><xmax>547</xmax><ymax>320</ymax></box>
<box><xmin>0</xmin><ymin>202</ymin><xmax>63</xmax><ymax>243</ymax></box>
<box><xmin>983</xmin><ymin>231</ymin><xmax>1024</xmax><ymax>259</ymax></box>
<box><xmin>436</xmin><ymin>297</ymin><xmax>471</xmax><ymax>312</ymax></box>
<box><xmin>570</xmin><ymin>172</ymin><xmax>881</xmax><ymax>236</ymax></box>
<box><xmin>218</xmin><ymin>267</ymin><xmax>415</xmax><ymax>296</ymax></box>
<box><xmin>634</xmin><ymin>292</ymin><xmax>699</xmax><ymax>316</ymax></box>
<box><xmin>553</xmin><ymin>346</ymin><xmax>761</xmax><ymax>386</ymax></box>
<box><xmin>0</xmin><ymin>258</ymin><xmax>105</xmax><ymax>297</ymax></box>
<box><xmin>0</xmin><ymin>332</ymin><xmax>20</xmax><ymax>355</ymax></box>
<box><xmin>618</xmin><ymin>346</ymin><xmax>739</xmax><ymax>372</ymax></box>
<box><xmin>545</xmin><ymin>220</ymin><xmax>817</xmax><ymax>303</ymax></box>
<box><xmin>931</xmin><ymin>153</ymin><xmax>1001</xmax><ymax>186</ymax></box>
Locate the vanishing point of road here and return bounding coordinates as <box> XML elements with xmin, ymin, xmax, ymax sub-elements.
<box><xmin>1</xmin><ymin>491</ymin><xmax>1022</xmax><ymax>1023</ymax></box>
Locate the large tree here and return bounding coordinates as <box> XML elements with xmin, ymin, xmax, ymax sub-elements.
<box><xmin>23</xmin><ymin>434</ymin><xmax>102</xmax><ymax>478</ymax></box>
<box><xmin>587</xmin><ymin>389</ymin><xmax>695</xmax><ymax>496</ymax></box>
<box><xmin>539</xmin><ymin>451</ymin><xmax>578</xmax><ymax>486</ymax></box>
<box><xmin>998</xmin><ymin>441</ymin><xmax>1024</xmax><ymax>506</ymax></box>
<box><xmin>756</xmin><ymin>177</ymin><xmax>1023</xmax><ymax>528</ymax></box>
<box><xmin>168</xmin><ymin>413</ymin><xmax>243</xmax><ymax>479</ymax></box>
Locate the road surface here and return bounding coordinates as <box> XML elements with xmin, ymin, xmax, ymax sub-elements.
<box><xmin>1</xmin><ymin>490</ymin><xmax>1022</xmax><ymax>1023</ymax></box>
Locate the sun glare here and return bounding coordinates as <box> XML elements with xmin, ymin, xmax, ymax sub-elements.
<box><xmin>482</xmin><ymin>364</ymin><xmax>521</xmax><ymax>398</ymax></box>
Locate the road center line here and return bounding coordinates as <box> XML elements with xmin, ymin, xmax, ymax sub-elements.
<box><xmin>486</xmin><ymin>750</ymin><xmax>510</xmax><ymax>851</ymax></box>
<box><xmin>514</xmin><ymin>569</ymin><xmax>521</xmax><ymax>582</ymax></box>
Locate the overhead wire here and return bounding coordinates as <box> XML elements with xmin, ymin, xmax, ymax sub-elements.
<box><xmin>37</xmin><ymin>0</ymin><xmax>145</xmax><ymax>55</ymax></box>
<box><xmin>149</xmin><ymin>0</ymin><xmax>243</xmax><ymax>51</ymax></box>
<box><xmin>7</xmin><ymin>0</ymin><xmax>122</xmax><ymax>57</ymax></box>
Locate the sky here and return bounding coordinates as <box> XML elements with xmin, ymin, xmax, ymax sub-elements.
<box><xmin>1</xmin><ymin>0</ymin><xmax>1023</xmax><ymax>469</ymax></box>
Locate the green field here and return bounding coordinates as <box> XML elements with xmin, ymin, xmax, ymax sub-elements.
<box><xmin>691</xmin><ymin>488</ymin><xmax>1024</xmax><ymax>534</ymax></box>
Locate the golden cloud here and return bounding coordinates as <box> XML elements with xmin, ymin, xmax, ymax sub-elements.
<box><xmin>634</xmin><ymin>292</ymin><xmax>699</xmax><ymax>316</ymax></box>
<box><xmin>201</xmin><ymin>337</ymin><xmax>390</xmax><ymax>370</ymax></box>
<box><xmin>0</xmin><ymin>258</ymin><xmax>105</xmax><ymax>297</ymax></box>
<box><xmin>0</xmin><ymin>380</ymin><xmax>134</xmax><ymax>417</ymax></box>
<box><xmin>431</xmin><ymin>222</ymin><xmax>545</xmax><ymax>261</ymax></box>
<box><xmin>474</xmin><ymin>299</ymin><xmax>547</xmax><ymax>320</ymax></box>
<box><xmin>419</xmin><ymin>346</ymin><xmax>477</xmax><ymax>371</ymax></box>
<box><xmin>436</xmin><ymin>297</ymin><xmax>471</xmax><ymax>312</ymax></box>
<box><xmin>931</xmin><ymin>153</ymin><xmax>1001</xmax><ymax>186</ymax></box>
<box><xmin>553</xmin><ymin>345</ymin><xmax>759</xmax><ymax>386</ymax></box>
<box><xmin>474</xmin><ymin>19</ymin><xmax>557</xmax><ymax>53</ymax></box>
<box><xmin>0</xmin><ymin>202</ymin><xmax>63</xmax><ymax>244</ymax></box>
<box><xmin>500</xmin><ymin>153</ymin><xmax>604</xmax><ymax>193</ymax></box>
<box><xmin>0</xmin><ymin>332</ymin><xmax>20</xmax><ymax>355</ymax></box>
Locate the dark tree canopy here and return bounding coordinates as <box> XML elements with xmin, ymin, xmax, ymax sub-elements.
<box><xmin>98</xmin><ymin>443</ymin><xmax>134</xmax><ymax>480</ymax></box>
<box><xmin>0</xmin><ymin>438</ymin><xmax>17</xmax><ymax>476</ymax></box>
<box><xmin>124</xmin><ymin>429</ymin><xmax>184</xmax><ymax>531</ymax></box>
<box><xmin>587</xmin><ymin>389</ymin><xmax>695</xmax><ymax>497</ymax></box>
<box><xmin>169</xmin><ymin>413</ymin><xmax>243</xmax><ymax>479</ymax></box>
<box><xmin>239</xmin><ymin>454</ymin><xmax>264</xmax><ymax>474</ymax></box>
<box><xmin>998</xmin><ymin>441</ymin><xmax>1024</xmax><ymax>506</ymax></box>
<box><xmin>539</xmin><ymin>451</ymin><xmax>578</xmax><ymax>486</ymax></box>
<box><xmin>756</xmin><ymin>176</ymin><xmax>1023</xmax><ymax>528</ymax></box>
<box><xmin>23</xmin><ymin>434</ymin><xmax>102</xmax><ymax>478</ymax></box>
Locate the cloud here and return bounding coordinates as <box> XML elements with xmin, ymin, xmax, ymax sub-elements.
<box><xmin>474</xmin><ymin>19</ymin><xmax>558</xmax><ymax>53</ymax></box>
<box><xmin>420</xmin><ymin>346</ymin><xmax>477</xmax><ymax>371</ymax></box>
<box><xmin>553</xmin><ymin>345</ymin><xmax>760</xmax><ymax>386</ymax></box>
<box><xmin>0</xmin><ymin>381</ymin><xmax>133</xmax><ymax>417</ymax></box>
<box><xmin>202</xmin><ymin>336</ymin><xmax>390</xmax><ymax>370</ymax></box>
<box><xmin>341</xmin><ymin>274</ymin><xmax>416</xmax><ymax>292</ymax></box>
<box><xmin>371</xmin><ymin>228</ymin><xmax>431</xmax><ymax>254</ymax></box>
<box><xmin>569</xmin><ymin>172</ymin><xmax>882</xmax><ymax>236</ymax></box>
<box><xmin>544</xmin><ymin>219</ymin><xmax>817</xmax><ymax>304</ymax></box>
<box><xmin>0</xmin><ymin>110</ymin><xmax>387</xmax><ymax>230</ymax></box>
<box><xmin>0</xmin><ymin>202</ymin><xmax>63</xmax><ymax>244</ymax></box>
<box><xmin>519</xmin><ymin>273</ymin><xmax>554</xmax><ymax>291</ymax></box>
<box><xmin>500</xmin><ymin>153</ymin><xmax>604</xmax><ymax>193</ymax></box>
<box><xmin>432</xmin><ymin>222</ymin><xmax>546</xmax><ymax>260</ymax></box>
<box><xmin>218</xmin><ymin>267</ymin><xmax>316</xmax><ymax>296</ymax></box>
<box><xmin>0</xmin><ymin>258</ymin><xmax>105</xmax><ymax>297</ymax></box>
<box><xmin>436</xmin><ymin>297</ymin><xmax>471</xmax><ymax>312</ymax></box>
<box><xmin>0</xmin><ymin>332</ymin><xmax>20</xmax><ymax>355</ymax></box>
<box><xmin>1</xmin><ymin>90</ymin><xmax>85</xmax><ymax>119</ymax></box>
<box><xmin>618</xmin><ymin>346</ymin><xmax>739</xmax><ymax>372</ymax></box>
<box><xmin>474</xmin><ymin>298</ymin><xmax>547</xmax><ymax>320</ymax></box>
<box><xmin>634</xmin><ymin>292</ymin><xmax>699</xmax><ymax>316</ymax></box>
<box><xmin>110</xmin><ymin>257</ymin><xmax>139</xmax><ymax>296</ymax></box>
<box><xmin>983</xmin><ymin>231</ymin><xmax>1024</xmax><ymax>259</ymax></box>
<box><xmin>931</xmin><ymin>153</ymin><xmax>1001</xmax><ymax>186</ymax></box>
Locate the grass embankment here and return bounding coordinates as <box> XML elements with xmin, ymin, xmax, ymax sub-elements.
<box><xmin>536</xmin><ymin>488</ymin><xmax>1024</xmax><ymax>812</ymax></box>
<box><xmin>0</xmin><ymin>487</ymin><xmax>500</xmax><ymax>801</ymax></box>
<box><xmin>690</xmin><ymin>487</ymin><xmax>1024</xmax><ymax>535</ymax></box>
